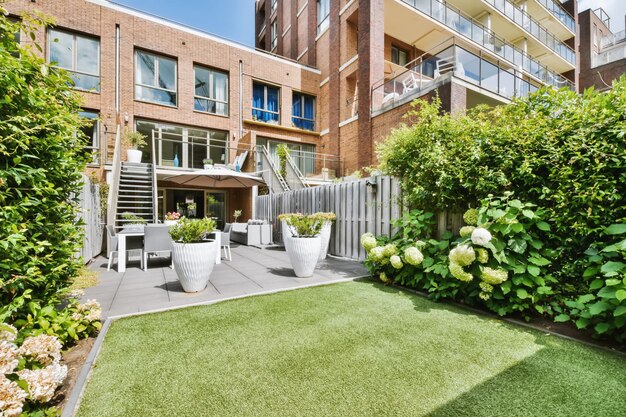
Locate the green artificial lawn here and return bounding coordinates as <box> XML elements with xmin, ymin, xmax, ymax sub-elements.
<box><xmin>77</xmin><ymin>281</ymin><xmax>626</xmax><ymax>417</ymax></box>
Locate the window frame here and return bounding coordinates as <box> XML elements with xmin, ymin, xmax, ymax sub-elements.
<box><xmin>134</xmin><ymin>49</ymin><xmax>178</xmax><ymax>107</ymax></box>
<box><xmin>317</xmin><ymin>0</ymin><xmax>330</xmax><ymax>34</ymax></box>
<box><xmin>391</xmin><ymin>44</ymin><xmax>409</xmax><ymax>67</ymax></box>
<box><xmin>47</xmin><ymin>28</ymin><xmax>101</xmax><ymax>92</ymax></box>
<box><xmin>252</xmin><ymin>82</ymin><xmax>281</xmax><ymax>123</ymax></box>
<box><xmin>292</xmin><ymin>91</ymin><xmax>316</xmax><ymax>131</ymax></box>
<box><xmin>271</xmin><ymin>0</ymin><xmax>278</xmax><ymax>13</ymax></box>
<box><xmin>79</xmin><ymin>110</ymin><xmax>100</xmax><ymax>165</ymax></box>
<box><xmin>193</xmin><ymin>64</ymin><xmax>229</xmax><ymax>116</ymax></box>
<box><xmin>270</xmin><ymin>20</ymin><xmax>278</xmax><ymax>51</ymax></box>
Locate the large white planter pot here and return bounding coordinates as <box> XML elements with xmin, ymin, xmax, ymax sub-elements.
<box><xmin>127</xmin><ymin>149</ymin><xmax>142</xmax><ymax>163</ymax></box>
<box><xmin>172</xmin><ymin>240</ymin><xmax>217</xmax><ymax>292</ymax></box>
<box><xmin>286</xmin><ymin>236</ymin><xmax>321</xmax><ymax>278</ymax></box>
<box><xmin>164</xmin><ymin>219</ymin><xmax>179</xmax><ymax>226</ymax></box>
<box><xmin>281</xmin><ymin>220</ymin><xmax>294</xmax><ymax>252</ymax></box>
<box><xmin>318</xmin><ymin>222</ymin><xmax>332</xmax><ymax>261</ymax></box>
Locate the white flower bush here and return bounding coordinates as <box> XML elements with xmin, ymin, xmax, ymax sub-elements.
<box><xmin>471</xmin><ymin>227</ymin><xmax>492</xmax><ymax>247</ymax></box>
<box><xmin>361</xmin><ymin>235</ymin><xmax>377</xmax><ymax>253</ymax></box>
<box><xmin>449</xmin><ymin>262</ymin><xmax>473</xmax><ymax>282</ymax></box>
<box><xmin>0</xmin><ymin>331</ymin><xmax>67</xmax><ymax>413</ymax></box>
<box><xmin>71</xmin><ymin>299</ymin><xmax>102</xmax><ymax>323</ymax></box>
<box><xmin>448</xmin><ymin>245</ymin><xmax>476</xmax><ymax>267</ymax></box>
<box><xmin>480</xmin><ymin>267</ymin><xmax>508</xmax><ymax>285</ymax></box>
<box><xmin>404</xmin><ymin>247</ymin><xmax>424</xmax><ymax>266</ymax></box>
<box><xmin>476</xmin><ymin>248</ymin><xmax>489</xmax><ymax>264</ymax></box>
<box><xmin>368</xmin><ymin>246</ymin><xmax>385</xmax><ymax>263</ymax></box>
<box><xmin>459</xmin><ymin>226</ymin><xmax>475</xmax><ymax>238</ymax></box>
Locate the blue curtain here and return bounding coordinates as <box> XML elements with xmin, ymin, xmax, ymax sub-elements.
<box><xmin>303</xmin><ymin>96</ymin><xmax>314</xmax><ymax>120</ymax></box>
<box><xmin>252</xmin><ymin>83</ymin><xmax>264</xmax><ymax>110</ymax></box>
<box><xmin>292</xmin><ymin>93</ymin><xmax>302</xmax><ymax>118</ymax></box>
<box><xmin>267</xmin><ymin>87</ymin><xmax>279</xmax><ymax>121</ymax></box>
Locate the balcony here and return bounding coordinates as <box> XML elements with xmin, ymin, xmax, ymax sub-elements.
<box><xmin>601</xmin><ymin>30</ymin><xmax>626</xmax><ymax>49</ymax></box>
<box><xmin>536</xmin><ymin>0</ymin><xmax>575</xmax><ymax>33</ymax></box>
<box><xmin>372</xmin><ymin>41</ymin><xmax>542</xmax><ymax>114</ymax></box>
<box><xmin>592</xmin><ymin>43</ymin><xmax>626</xmax><ymax>68</ymax></box>
<box><xmin>397</xmin><ymin>0</ymin><xmax>573</xmax><ymax>91</ymax></box>
<box><xmin>483</xmin><ymin>0</ymin><xmax>575</xmax><ymax>65</ymax></box>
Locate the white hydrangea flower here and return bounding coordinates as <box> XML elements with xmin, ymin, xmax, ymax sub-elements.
<box><xmin>479</xmin><ymin>281</ymin><xmax>494</xmax><ymax>293</ymax></box>
<box><xmin>449</xmin><ymin>262</ymin><xmax>473</xmax><ymax>282</ymax></box>
<box><xmin>404</xmin><ymin>247</ymin><xmax>424</xmax><ymax>266</ymax></box>
<box><xmin>17</xmin><ymin>363</ymin><xmax>66</xmax><ymax>403</ymax></box>
<box><xmin>480</xmin><ymin>267</ymin><xmax>508</xmax><ymax>285</ymax></box>
<box><xmin>476</xmin><ymin>248</ymin><xmax>489</xmax><ymax>264</ymax></box>
<box><xmin>0</xmin><ymin>341</ymin><xmax>19</xmax><ymax>374</ymax></box>
<box><xmin>390</xmin><ymin>255</ymin><xmax>403</xmax><ymax>269</ymax></box>
<box><xmin>459</xmin><ymin>226</ymin><xmax>475</xmax><ymax>238</ymax></box>
<box><xmin>379</xmin><ymin>272</ymin><xmax>390</xmax><ymax>283</ymax></box>
<box><xmin>471</xmin><ymin>227</ymin><xmax>492</xmax><ymax>247</ymax></box>
<box><xmin>361</xmin><ymin>235</ymin><xmax>377</xmax><ymax>252</ymax></box>
<box><xmin>368</xmin><ymin>246</ymin><xmax>385</xmax><ymax>262</ymax></box>
<box><xmin>18</xmin><ymin>334</ymin><xmax>62</xmax><ymax>366</ymax></box>
<box><xmin>449</xmin><ymin>245</ymin><xmax>476</xmax><ymax>267</ymax></box>
<box><xmin>0</xmin><ymin>374</ymin><xmax>27</xmax><ymax>417</ymax></box>
<box><xmin>479</xmin><ymin>291</ymin><xmax>491</xmax><ymax>301</ymax></box>
<box><xmin>415</xmin><ymin>240</ymin><xmax>427</xmax><ymax>249</ymax></box>
<box><xmin>382</xmin><ymin>244</ymin><xmax>398</xmax><ymax>257</ymax></box>
<box><xmin>0</xmin><ymin>324</ymin><xmax>17</xmax><ymax>342</ymax></box>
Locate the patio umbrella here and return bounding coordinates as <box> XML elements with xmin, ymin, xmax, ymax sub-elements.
<box><xmin>159</xmin><ymin>167</ymin><xmax>266</xmax><ymax>188</ymax></box>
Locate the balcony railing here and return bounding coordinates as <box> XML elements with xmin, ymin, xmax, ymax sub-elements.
<box><xmin>256</xmin><ymin>146</ymin><xmax>344</xmax><ymax>181</ymax></box>
<box><xmin>146</xmin><ymin>130</ymin><xmax>254</xmax><ymax>171</ymax></box>
<box><xmin>592</xmin><ymin>43</ymin><xmax>626</xmax><ymax>68</ymax></box>
<box><xmin>600</xmin><ymin>30</ymin><xmax>626</xmax><ymax>49</ymax></box>
<box><xmin>372</xmin><ymin>42</ymin><xmax>542</xmax><ymax>114</ymax></box>
<box><xmin>536</xmin><ymin>0</ymin><xmax>575</xmax><ymax>33</ymax></box>
<box><xmin>483</xmin><ymin>0</ymin><xmax>575</xmax><ymax>65</ymax></box>
<box><xmin>399</xmin><ymin>0</ymin><xmax>573</xmax><ymax>90</ymax></box>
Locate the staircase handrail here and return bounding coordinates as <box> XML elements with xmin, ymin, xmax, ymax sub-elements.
<box><xmin>151</xmin><ymin>130</ymin><xmax>158</xmax><ymax>223</ymax></box>
<box><xmin>257</xmin><ymin>145</ymin><xmax>290</xmax><ymax>191</ymax></box>
<box><xmin>106</xmin><ymin>127</ymin><xmax>122</xmax><ymax>227</ymax></box>
<box><xmin>285</xmin><ymin>151</ymin><xmax>309</xmax><ymax>188</ymax></box>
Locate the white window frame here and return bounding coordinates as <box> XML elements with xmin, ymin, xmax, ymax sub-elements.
<box><xmin>271</xmin><ymin>21</ymin><xmax>278</xmax><ymax>51</ymax></box>
<box><xmin>317</xmin><ymin>0</ymin><xmax>330</xmax><ymax>34</ymax></box>
<box><xmin>252</xmin><ymin>82</ymin><xmax>281</xmax><ymax>122</ymax></box>
<box><xmin>292</xmin><ymin>92</ymin><xmax>316</xmax><ymax>131</ymax></box>
<box><xmin>134</xmin><ymin>50</ymin><xmax>178</xmax><ymax>107</ymax></box>
<box><xmin>47</xmin><ymin>28</ymin><xmax>100</xmax><ymax>92</ymax></box>
<box><xmin>193</xmin><ymin>65</ymin><xmax>229</xmax><ymax>116</ymax></box>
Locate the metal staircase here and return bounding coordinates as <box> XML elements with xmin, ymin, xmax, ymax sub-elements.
<box><xmin>285</xmin><ymin>152</ymin><xmax>310</xmax><ymax>189</ymax></box>
<box><xmin>257</xmin><ymin>145</ymin><xmax>290</xmax><ymax>193</ymax></box>
<box><xmin>114</xmin><ymin>162</ymin><xmax>156</xmax><ymax>230</ymax></box>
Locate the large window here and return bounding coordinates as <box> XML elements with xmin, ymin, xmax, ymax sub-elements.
<box><xmin>252</xmin><ymin>83</ymin><xmax>280</xmax><ymax>123</ymax></box>
<box><xmin>80</xmin><ymin>111</ymin><xmax>100</xmax><ymax>165</ymax></box>
<box><xmin>135</xmin><ymin>120</ymin><xmax>228</xmax><ymax>169</ymax></box>
<box><xmin>271</xmin><ymin>0</ymin><xmax>278</xmax><ymax>13</ymax></box>
<box><xmin>270</xmin><ymin>20</ymin><xmax>278</xmax><ymax>51</ymax></box>
<box><xmin>48</xmin><ymin>29</ymin><xmax>100</xmax><ymax>91</ymax></box>
<box><xmin>317</xmin><ymin>0</ymin><xmax>330</xmax><ymax>34</ymax></box>
<box><xmin>391</xmin><ymin>45</ymin><xmax>409</xmax><ymax>67</ymax></box>
<box><xmin>259</xmin><ymin>138</ymin><xmax>315</xmax><ymax>176</ymax></box>
<box><xmin>135</xmin><ymin>50</ymin><xmax>177</xmax><ymax>106</ymax></box>
<box><xmin>194</xmin><ymin>65</ymin><xmax>228</xmax><ymax>116</ymax></box>
<box><xmin>292</xmin><ymin>92</ymin><xmax>315</xmax><ymax>131</ymax></box>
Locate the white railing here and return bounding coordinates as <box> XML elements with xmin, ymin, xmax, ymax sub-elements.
<box><xmin>600</xmin><ymin>30</ymin><xmax>626</xmax><ymax>49</ymax></box>
<box><xmin>106</xmin><ymin>128</ymin><xmax>122</xmax><ymax>227</ymax></box>
<box><xmin>593</xmin><ymin>43</ymin><xmax>626</xmax><ymax>68</ymax></box>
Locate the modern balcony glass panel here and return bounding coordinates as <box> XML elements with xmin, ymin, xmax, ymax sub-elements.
<box><xmin>484</xmin><ymin>0</ymin><xmax>575</xmax><ymax>65</ymax></box>
<box><xmin>536</xmin><ymin>0</ymin><xmax>575</xmax><ymax>32</ymax></box>
<box><xmin>399</xmin><ymin>0</ymin><xmax>574</xmax><ymax>90</ymax></box>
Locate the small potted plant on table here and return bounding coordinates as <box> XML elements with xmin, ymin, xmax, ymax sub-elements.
<box><xmin>121</xmin><ymin>212</ymin><xmax>146</xmax><ymax>231</ymax></box>
<box><xmin>283</xmin><ymin>214</ymin><xmax>323</xmax><ymax>277</ymax></box>
<box><xmin>203</xmin><ymin>158</ymin><xmax>214</xmax><ymax>169</ymax></box>
<box><xmin>169</xmin><ymin>217</ymin><xmax>217</xmax><ymax>292</ymax></box>
<box><xmin>122</xmin><ymin>130</ymin><xmax>147</xmax><ymax>163</ymax></box>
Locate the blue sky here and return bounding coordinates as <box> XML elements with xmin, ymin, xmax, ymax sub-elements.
<box><xmin>114</xmin><ymin>0</ymin><xmax>257</xmax><ymax>46</ymax></box>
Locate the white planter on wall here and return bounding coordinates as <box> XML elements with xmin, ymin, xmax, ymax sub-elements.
<box><xmin>286</xmin><ymin>236</ymin><xmax>321</xmax><ymax>278</ymax></box>
<box><xmin>164</xmin><ymin>219</ymin><xmax>179</xmax><ymax>226</ymax></box>
<box><xmin>127</xmin><ymin>149</ymin><xmax>142</xmax><ymax>163</ymax></box>
<box><xmin>318</xmin><ymin>222</ymin><xmax>332</xmax><ymax>260</ymax></box>
<box><xmin>172</xmin><ymin>240</ymin><xmax>217</xmax><ymax>292</ymax></box>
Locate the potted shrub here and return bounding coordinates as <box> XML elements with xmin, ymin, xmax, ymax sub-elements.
<box><xmin>283</xmin><ymin>214</ymin><xmax>322</xmax><ymax>277</ymax></box>
<box><xmin>311</xmin><ymin>212</ymin><xmax>337</xmax><ymax>260</ymax></box>
<box><xmin>169</xmin><ymin>217</ymin><xmax>217</xmax><ymax>292</ymax></box>
<box><xmin>203</xmin><ymin>158</ymin><xmax>214</xmax><ymax>169</ymax></box>
<box><xmin>278</xmin><ymin>213</ymin><xmax>302</xmax><ymax>252</ymax></box>
<box><xmin>122</xmin><ymin>130</ymin><xmax>147</xmax><ymax>163</ymax></box>
<box><xmin>164</xmin><ymin>211</ymin><xmax>181</xmax><ymax>226</ymax></box>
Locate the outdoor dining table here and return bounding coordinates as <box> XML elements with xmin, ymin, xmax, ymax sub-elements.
<box><xmin>117</xmin><ymin>227</ymin><xmax>221</xmax><ymax>273</ymax></box>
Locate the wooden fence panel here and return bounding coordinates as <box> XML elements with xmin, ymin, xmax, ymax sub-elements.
<box><xmin>77</xmin><ymin>174</ymin><xmax>104</xmax><ymax>263</ymax></box>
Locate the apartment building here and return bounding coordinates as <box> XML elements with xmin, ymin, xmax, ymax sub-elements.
<box><xmin>256</xmin><ymin>0</ymin><xmax>578</xmax><ymax>172</ymax></box>
<box><xmin>578</xmin><ymin>7</ymin><xmax>626</xmax><ymax>92</ymax></box>
<box><xmin>6</xmin><ymin>0</ymin><xmax>338</xmax><ymax>228</ymax></box>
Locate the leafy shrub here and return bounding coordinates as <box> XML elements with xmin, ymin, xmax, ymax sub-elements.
<box><xmin>121</xmin><ymin>130</ymin><xmax>147</xmax><ymax>150</ymax></box>
<box><xmin>0</xmin><ymin>7</ymin><xmax>90</xmax><ymax>323</ymax></box>
<box><xmin>121</xmin><ymin>212</ymin><xmax>147</xmax><ymax>224</ymax></box>
<box><xmin>559</xmin><ymin>224</ymin><xmax>626</xmax><ymax>341</ymax></box>
<box><xmin>169</xmin><ymin>217</ymin><xmax>217</xmax><ymax>243</ymax></box>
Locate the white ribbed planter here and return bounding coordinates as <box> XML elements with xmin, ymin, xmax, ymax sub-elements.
<box><xmin>164</xmin><ymin>219</ymin><xmax>179</xmax><ymax>226</ymax></box>
<box><xmin>127</xmin><ymin>149</ymin><xmax>142</xmax><ymax>163</ymax></box>
<box><xmin>282</xmin><ymin>220</ymin><xmax>294</xmax><ymax>252</ymax></box>
<box><xmin>318</xmin><ymin>222</ymin><xmax>332</xmax><ymax>260</ymax></box>
<box><xmin>172</xmin><ymin>240</ymin><xmax>217</xmax><ymax>292</ymax></box>
<box><xmin>286</xmin><ymin>236</ymin><xmax>321</xmax><ymax>278</ymax></box>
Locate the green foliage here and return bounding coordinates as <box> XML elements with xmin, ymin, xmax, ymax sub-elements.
<box><xmin>282</xmin><ymin>213</ymin><xmax>323</xmax><ymax>237</ymax></box>
<box><xmin>121</xmin><ymin>212</ymin><xmax>146</xmax><ymax>225</ymax></box>
<box><xmin>122</xmin><ymin>130</ymin><xmax>147</xmax><ymax>149</ymax></box>
<box><xmin>14</xmin><ymin>300</ymin><xmax>101</xmax><ymax>345</ymax></box>
<box><xmin>0</xmin><ymin>8</ymin><xmax>90</xmax><ymax>322</ymax></box>
<box><xmin>169</xmin><ymin>217</ymin><xmax>216</xmax><ymax>243</ymax></box>
<box><xmin>562</xmin><ymin>224</ymin><xmax>626</xmax><ymax>341</ymax></box>
<box><xmin>276</xmin><ymin>144</ymin><xmax>289</xmax><ymax>179</ymax></box>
